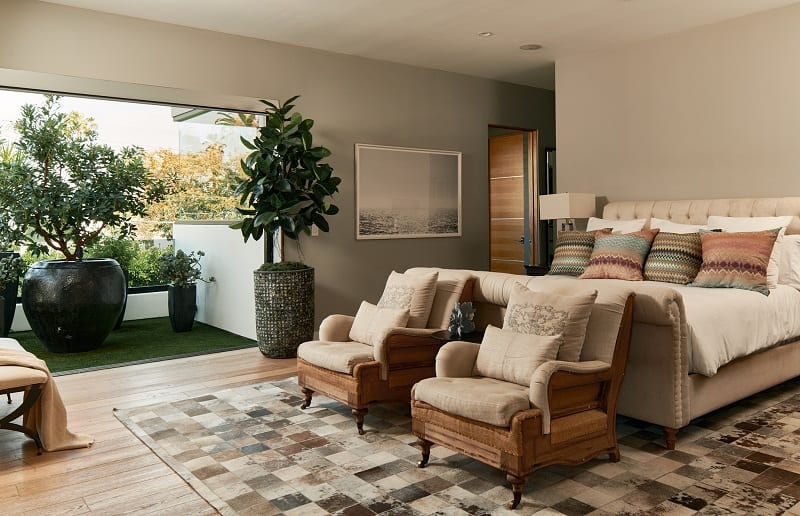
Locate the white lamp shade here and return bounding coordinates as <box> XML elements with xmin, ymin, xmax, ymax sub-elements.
<box><xmin>539</xmin><ymin>193</ymin><xmax>596</xmax><ymax>220</ymax></box>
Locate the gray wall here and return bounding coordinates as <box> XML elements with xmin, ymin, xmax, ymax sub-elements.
<box><xmin>0</xmin><ymin>0</ymin><xmax>555</xmax><ymax>322</ymax></box>
<box><xmin>555</xmin><ymin>2</ymin><xmax>800</xmax><ymax>205</ymax></box>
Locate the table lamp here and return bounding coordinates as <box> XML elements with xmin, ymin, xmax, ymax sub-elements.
<box><xmin>539</xmin><ymin>193</ymin><xmax>596</xmax><ymax>232</ymax></box>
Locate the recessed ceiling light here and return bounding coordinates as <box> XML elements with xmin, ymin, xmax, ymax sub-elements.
<box><xmin>478</xmin><ymin>31</ymin><xmax>494</xmax><ymax>37</ymax></box>
<box><xmin>520</xmin><ymin>44</ymin><xmax>543</xmax><ymax>51</ymax></box>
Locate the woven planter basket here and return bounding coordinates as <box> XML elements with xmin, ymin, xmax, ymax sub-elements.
<box><xmin>254</xmin><ymin>267</ymin><xmax>314</xmax><ymax>358</ymax></box>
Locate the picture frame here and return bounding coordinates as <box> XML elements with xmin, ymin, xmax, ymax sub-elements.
<box><xmin>355</xmin><ymin>144</ymin><xmax>462</xmax><ymax>240</ymax></box>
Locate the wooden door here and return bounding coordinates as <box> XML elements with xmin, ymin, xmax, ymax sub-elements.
<box><xmin>489</xmin><ymin>133</ymin><xmax>530</xmax><ymax>274</ymax></box>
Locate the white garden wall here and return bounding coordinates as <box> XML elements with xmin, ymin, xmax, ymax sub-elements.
<box><xmin>174</xmin><ymin>222</ymin><xmax>263</xmax><ymax>339</ymax></box>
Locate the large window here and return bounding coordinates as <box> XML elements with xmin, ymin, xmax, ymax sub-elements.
<box><xmin>0</xmin><ymin>89</ymin><xmax>263</xmax><ymax>286</ymax></box>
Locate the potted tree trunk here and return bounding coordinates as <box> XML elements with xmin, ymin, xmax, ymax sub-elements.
<box><xmin>158</xmin><ymin>249</ymin><xmax>213</xmax><ymax>332</ymax></box>
<box><xmin>231</xmin><ymin>96</ymin><xmax>340</xmax><ymax>358</ymax></box>
<box><xmin>0</xmin><ymin>96</ymin><xmax>164</xmax><ymax>352</ymax></box>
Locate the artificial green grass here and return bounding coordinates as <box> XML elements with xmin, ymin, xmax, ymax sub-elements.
<box><xmin>13</xmin><ymin>317</ymin><xmax>257</xmax><ymax>374</ymax></box>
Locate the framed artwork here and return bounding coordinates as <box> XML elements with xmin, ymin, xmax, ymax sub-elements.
<box><xmin>355</xmin><ymin>144</ymin><xmax>462</xmax><ymax>240</ymax></box>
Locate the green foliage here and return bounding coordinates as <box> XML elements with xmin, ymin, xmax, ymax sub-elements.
<box><xmin>0</xmin><ymin>95</ymin><xmax>166</xmax><ymax>260</ymax></box>
<box><xmin>158</xmin><ymin>249</ymin><xmax>213</xmax><ymax>287</ymax></box>
<box><xmin>84</xmin><ymin>235</ymin><xmax>138</xmax><ymax>271</ymax></box>
<box><xmin>129</xmin><ymin>245</ymin><xmax>172</xmax><ymax>287</ymax></box>
<box><xmin>257</xmin><ymin>261</ymin><xmax>308</xmax><ymax>272</ymax></box>
<box><xmin>0</xmin><ymin>256</ymin><xmax>25</xmax><ymax>290</ymax></box>
<box><xmin>231</xmin><ymin>96</ymin><xmax>341</xmax><ymax>262</ymax></box>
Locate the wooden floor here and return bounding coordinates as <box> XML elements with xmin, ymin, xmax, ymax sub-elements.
<box><xmin>1</xmin><ymin>349</ymin><xmax>297</xmax><ymax>515</ymax></box>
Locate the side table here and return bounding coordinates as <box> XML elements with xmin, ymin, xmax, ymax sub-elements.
<box><xmin>524</xmin><ymin>264</ymin><xmax>550</xmax><ymax>276</ymax></box>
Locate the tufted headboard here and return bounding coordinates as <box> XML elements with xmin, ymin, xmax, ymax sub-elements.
<box><xmin>602</xmin><ymin>197</ymin><xmax>800</xmax><ymax>235</ymax></box>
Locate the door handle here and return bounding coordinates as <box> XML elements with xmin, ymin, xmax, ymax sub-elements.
<box><xmin>518</xmin><ymin>236</ymin><xmax>525</xmax><ymax>244</ymax></box>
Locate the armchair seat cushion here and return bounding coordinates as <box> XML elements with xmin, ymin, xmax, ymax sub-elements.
<box><xmin>297</xmin><ymin>341</ymin><xmax>375</xmax><ymax>375</ymax></box>
<box><xmin>413</xmin><ymin>377</ymin><xmax>530</xmax><ymax>427</ymax></box>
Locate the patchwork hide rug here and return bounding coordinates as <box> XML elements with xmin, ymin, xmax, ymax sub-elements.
<box><xmin>114</xmin><ymin>377</ymin><xmax>800</xmax><ymax>515</ymax></box>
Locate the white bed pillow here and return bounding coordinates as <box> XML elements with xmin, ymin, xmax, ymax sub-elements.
<box><xmin>649</xmin><ymin>218</ymin><xmax>709</xmax><ymax>234</ymax></box>
<box><xmin>779</xmin><ymin>234</ymin><xmax>800</xmax><ymax>290</ymax></box>
<box><xmin>707</xmin><ymin>215</ymin><xmax>793</xmax><ymax>290</ymax></box>
<box><xmin>586</xmin><ymin>217</ymin><xmax>646</xmax><ymax>233</ymax></box>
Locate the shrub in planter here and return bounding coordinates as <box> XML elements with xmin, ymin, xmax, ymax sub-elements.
<box><xmin>158</xmin><ymin>249</ymin><xmax>214</xmax><ymax>332</ymax></box>
<box><xmin>0</xmin><ymin>255</ymin><xmax>25</xmax><ymax>337</ymax></box>
<box><xmin>0</xmin><ymin>95</ymin><xmax>165</xmax><ymax>352</ymax></box>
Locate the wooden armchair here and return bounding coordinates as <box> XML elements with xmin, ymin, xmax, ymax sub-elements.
<box><xmin>411</xmin><ymin>293</ymin><xmax>634</xmax><ymax>510</ymax></box>
<box><xmin>297</xmin><ymin>269</ymin><xmax>473</xmax><ymax>434</ymax></box>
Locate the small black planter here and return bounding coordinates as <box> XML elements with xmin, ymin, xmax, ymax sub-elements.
<box><xmin>22</xmin><ymin>259</ymin><xmax>125</xmax><ymax>353</ymax></box>
<box><xmin>0</xmin><ymin>251</ymin><xmax>19</xmax><ymax>337</ymax></box>
<box><xmin>168</xmin><ymin>284</ymin><xmax>197</xmax><ymax>333</ymax></box>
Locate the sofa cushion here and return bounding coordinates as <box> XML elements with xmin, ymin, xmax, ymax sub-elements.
<box><xmin>404</xmin><ymin>268</ymin><xmax>475</xmax><ymax>330</ymax></box>
<box><xmin>377</xmin><ymin>270</ymin><xmax>438</xmax><ymax>328</ymax></box>
<box><xmin>349</xmin><ymin>301</ymin><xmax>409</xmax><ymax>346</ymax></box>
<box><xmin>297</xmin><ymin>340</ymin><xmax>375</xmax><ymax>375</ymax></box>
<box><xmin>503</xmin><ymin>282</ymin><xmax>597</xmax><ymax>362</ymax></box>
<box><xmin>413</xmin><ymin>376</ymin><xmax>530</xmax><ymax>427</ymax></box>
<box><xmin>475</xmin><ymin>325</ymin><xmax>560</xmax><ymax>386</ymax></box>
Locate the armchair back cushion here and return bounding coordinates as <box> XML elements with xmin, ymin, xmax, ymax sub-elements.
<box><xmin>377</xmin><ymin>270</ymin><xmax>438</xmax><ymax>328</ymax></box>
<box><xmin>475</xmin><ymin>325</ymin><xmax>561</xmax><ymax>386</ymax></box>
<box><xmin>503</xmin><ymin>282</ymin><xmax>597</xmax><ymax>362</ymax></box>
<box><xmin>349</xmin><ymin>301</ymin><xmax>410</xmax><ymax>347</ymax></box>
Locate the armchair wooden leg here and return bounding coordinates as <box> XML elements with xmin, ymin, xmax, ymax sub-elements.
<box><xmin>300</xmin><ymin>388</ymin><xmax>314</xmax><ymax>409</ymax></box>
<box><xmin>352</xmin><ymin>408</ymin><xmax>368</xmax><ymax>435</ymax></box>
<box><xmin>6</xmin><ymin>393</ymin><xmax>10</xmax><ymax>404</ymax></box>
<box><xmin>609</xmin><ymin>446</ymin><xmax>621</xmax><ymax>462</ymax></box>
<box><xmin>664</xmin><ymin>426</ymin><xmax>678</xmax><ymax>450</ymax></box>
<box><xmin>507</xmin><ymin>474</ymin><xmax>525</xmax><ymax>510</ymax></box>
<box><xmin>416</xmin><ymin>438</ymin><xmax>432</xmax><ymax>468</ymax></box>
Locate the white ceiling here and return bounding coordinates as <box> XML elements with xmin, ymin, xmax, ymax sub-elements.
<box><xmin>43</xmin><ymin>0</ymin><xmax>800</xmax><ymax>90</ymax></box>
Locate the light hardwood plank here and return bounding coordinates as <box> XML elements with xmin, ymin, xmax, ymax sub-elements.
<box><xmin>1</xmin><ymin>347</ymin><xmax>297</xmax><ymax>515</ymax></box>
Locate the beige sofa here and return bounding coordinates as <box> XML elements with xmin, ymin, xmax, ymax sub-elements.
<box><xmin>408</xmin><ymin>194</ymin><xmax>800</xmax><ymax>449</ymax></box>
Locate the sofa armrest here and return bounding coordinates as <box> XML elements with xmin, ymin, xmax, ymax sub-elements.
<box><xmin>435</xmin><ymin>341</ymin><xmax>480</xmax><ymax>378</ymax></box>
<box><xmin>318</xmin><ymin>315</ymin><xmax>355</xmax><ymax>342</ymax></box>
<box><xmin>529</xmin><ymin>360</ymin><xmax>611</xmax><ymax>434</ymax></box>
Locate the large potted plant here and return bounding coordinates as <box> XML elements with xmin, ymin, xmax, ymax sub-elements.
<box><xmin>231</xmin><ymin>96</ymin><xmax>340</xmax><ymax>358</ymax></box>
<box><xmin>158</xmin><ymin>248</ymin><xmax>213</xmax><ymax>333</ymax></box>
<box><xmin>0</xmin><ymin>96</ymin><xmax>164</xmax><ymax>352</ymax></box>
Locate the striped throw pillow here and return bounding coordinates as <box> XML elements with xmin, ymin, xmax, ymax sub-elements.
<box><xmin>691</xmin><ymin>229</ymin><xmax>780</xmax><ymax>296</ymax></box>
<box><xmin>643</xmin><ymin>232</ymin><xmax>703</xmax><ymax>284</ymax></box>
<box><xmin>579</xmin><ymin>229</ymin><xmax>660</xmax><ymax>281</ymax></box>
<box><xmin>548</xmin><ymin>230</ymin><xmax>603</xmax><ymax>276</ymax></box>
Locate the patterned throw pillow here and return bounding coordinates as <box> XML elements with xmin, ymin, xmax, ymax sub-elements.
<box><xmin>579</xmin><ymin>229</ymin><xmax>660</xmax><ymax>281</ymax></box>
<box><xmin>691</xmin><ymin>229</ymin><xmax>780</xmax><ymax>296</ymax></box>
<box><xmin>548</xmin><ymin>230</ymin><xmax>603</xmax><ymax>276</ymax></box>
<box><xmin>502</xmin><ymin>282</ymin><xmax>597</xmax><ymax>362</ymax></box>
<box><xmin>377</xmin><ymin>270</ymin><xmax>438</xmax><ymax>328</ymax></box>
<box><xmin>643</xmin><ymin>232</ymin><xmax>703</xmax><ymax>284</ymax></box>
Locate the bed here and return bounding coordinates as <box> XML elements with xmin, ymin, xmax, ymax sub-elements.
<box><xmin>413</xmin><ymin>196</ymin><xmax>800</xmax><ymax>449</ymax></box>
<box><xmin>599</xmin><ymin>196</ymin><xmax>800</xmax><ymax>448</ymax></box>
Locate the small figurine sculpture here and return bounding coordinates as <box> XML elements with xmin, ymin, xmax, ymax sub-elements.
<box><xmin>448</xmin><ymin>301</ymin><xmax>476</xmax><ymax>339</ymax></box>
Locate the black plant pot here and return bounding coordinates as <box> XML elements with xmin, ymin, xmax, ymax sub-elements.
<box><xmin>0</xmin><ymin>251</ymin><xmax>19</xmax><ymax>337</ymax></box>
<box><xmin>114</xmin><ymin>267</ymin><xmax>129</xmax><ymax>330</ymax></box>
<box><xmin>22</xmin><ymin>259</ymin><xmax>126</xmax><ymax>353</ymax></box>
<box><xmin>168</xmin><ymin>284</ymin><xmax>196</xmax><ymax>333</ymax></box>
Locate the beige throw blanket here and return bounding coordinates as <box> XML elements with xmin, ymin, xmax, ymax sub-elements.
<box><xmin>0</xmin><ymin>348</ymin><xmax>93</xmax><ymax>451</ymax></box>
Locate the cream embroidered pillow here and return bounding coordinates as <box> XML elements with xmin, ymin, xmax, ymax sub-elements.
<box><xmin>475</xmin><ymin>325</ymin><xmax>561</xmax><ymax>386</ymax></box>
<box><xmin>377</xmin><ymin>270</ymin><xmax>438</xmax><ymax>328</ymax></box>
<box><xmin>349</xmin><ymin>301</ymin><xmax>410</xmax><ymax>347</ymax></box>
<box><xmin>503</xmin><ymin>282</ymin><xmax>597</xmax><ymax>362</ymax></box>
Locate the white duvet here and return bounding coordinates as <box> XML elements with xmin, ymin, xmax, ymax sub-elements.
<box><xmin>670</xmin><ymin>284</ymin><xmax>800</xmax><ymax>376</ymax></box>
